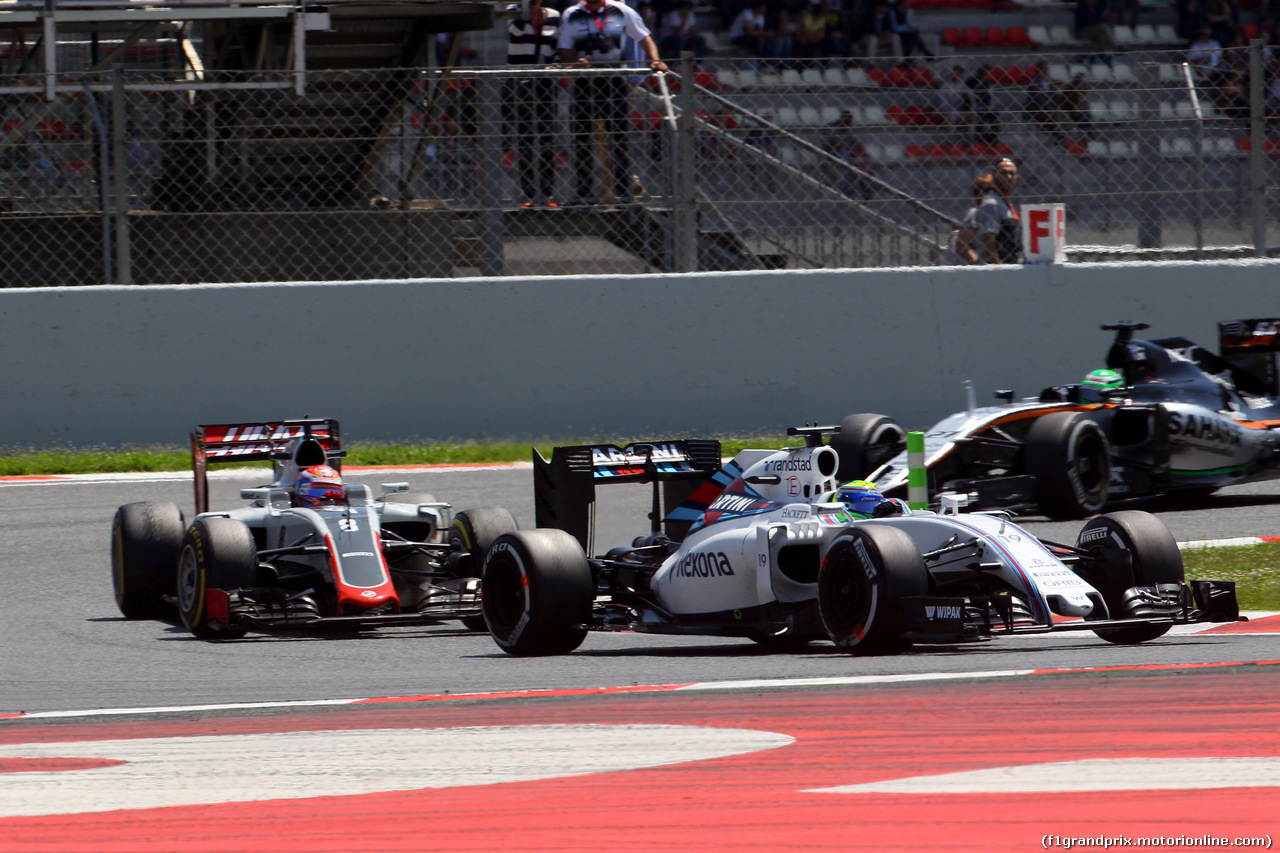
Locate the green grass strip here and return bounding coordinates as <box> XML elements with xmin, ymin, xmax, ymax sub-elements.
<box><xmin>1180</xmin><ymin>542</ymin><xmax>1280</xmax><ymax>612</ymax></box>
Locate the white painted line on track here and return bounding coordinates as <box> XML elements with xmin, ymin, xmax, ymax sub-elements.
<box><xmin>672</xmin><ymin>670</ymin><xmax>1035</xmax><ymax>691</ymax></box>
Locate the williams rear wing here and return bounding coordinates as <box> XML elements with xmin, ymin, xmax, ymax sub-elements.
<box><xmin>533</xmin><ymin>440</ymin><xmax>722</xmax><ymax>553</ymax></box>
<box><xmin>191</xmin><ymin>418</ymin><xmax>342</xmax><ymax>514</ymax></box>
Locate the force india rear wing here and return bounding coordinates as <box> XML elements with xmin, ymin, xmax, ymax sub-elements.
<box><xmin>191</xmin><ymin>418</ymin><xmax>342</xmax><ymax>514</ymax></box>
<box><xmin>1219</xmin><ymin>319</ymin><xmax>1280</xmax><ymax>397</ymax></box>
<box><xmin>533</xmin><ymin>440</ymin><xmax>722</xmax><ymax>554</ymax></box>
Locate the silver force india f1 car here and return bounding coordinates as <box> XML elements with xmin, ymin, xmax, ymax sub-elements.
<box><xmin>478</xmin><ymin>427</ymin><xmax>1240</xmax><ymax>656</ymax></box>
<box><xmin>111</xmin><ymin>418</ymin><xmax>518</xmax><ymax>639</ymax></box>
<box><xmin>832</xmin><ymin>319</ymin><xmax>1280</xmax><ymax>518</ymax></box>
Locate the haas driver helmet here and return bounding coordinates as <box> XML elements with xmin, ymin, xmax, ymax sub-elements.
<box><xmin>294</xmin><ymin>464</ymin><xmax>346</xmax><ymax>507</ymax></box>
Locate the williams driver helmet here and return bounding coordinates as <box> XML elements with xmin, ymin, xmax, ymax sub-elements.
<box><xmin>294</xmin><ymin>464</ymin><xmax>346</xmax><ymax>508</ymax></box>
<box><xmin>831</xmin><ymin>479</ymin><xmax>886</xmax><ymax>518</ymax></box>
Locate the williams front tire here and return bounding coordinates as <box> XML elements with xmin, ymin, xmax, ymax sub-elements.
<box><xmin>818</xmin><ymin>525</ymin><xmax>929</xmax><ymax>655</ymax></box>
<box><xmin>1076</xmin><ymin>510</ymin><xmax>1184</xmax><ymax>645</ymax></box>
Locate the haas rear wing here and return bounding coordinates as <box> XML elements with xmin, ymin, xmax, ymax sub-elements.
<box><xmin>533</xmin><ymin>440</ymin><xmax>722</xmax><ymax>553</ymax></box>
<box><xmin>191</xmin><ymin>418</ymin><xmax>342</xmax><ymax>514</ymax></box>
<box><xmin>1219</xmin><ymin>319</ymin><xmax>1280</xmax><ymax>397</ymax></box>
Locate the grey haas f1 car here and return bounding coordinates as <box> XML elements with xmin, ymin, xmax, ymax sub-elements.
<box><xmin>476</xmin><ymin>426</ymin><xmax>1239</xmax><ymax>656</ymax></box>
<box><xmin>832</xmin><ymin>319</ymin><xmax>1280</xmax><ymax>518</ymax></box>
<box><xmin>111</xmin><ymin>418</ymin><xmax>518</xmax><ymax>639</ymax></box>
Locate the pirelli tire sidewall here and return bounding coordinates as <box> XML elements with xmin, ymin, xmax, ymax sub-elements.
<box><xmin>817</xmin><ymin>524</ymin><xmax>929</xmax><ymax>655</ymax></box>
<box><xmin>1075</xmin><ymin>510</ymin><xmax>1185</xmax><ymax>645</ymax></box>
<box><xmin>111</xmin><ymin>501</ymin><xmax>184</xmax><ymax>619</ymax></box>
<box><xmin>1025</xmin><ymin>411</ymin><xmax>1113</xmax><ymax>519</ymax></box>
<box><xmin>481</xmin><ymin>530</ymin><xmax>592</xmax><ymax>657</ymax></box>
<box><xmin>176</xmin><ymin>516</ymin><xmax>257</xmax><ymax>640</ymax></box>
<box><xmin>831</xmin><ymin>413</ymin><xmax>906</xmax><ymax>484</ymax></box>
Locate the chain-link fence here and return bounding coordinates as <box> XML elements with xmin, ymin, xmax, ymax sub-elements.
<box><xmin>3</xmin><ymin>45</ymin><xmax>1278</xmax><ymax>285</ymax></box>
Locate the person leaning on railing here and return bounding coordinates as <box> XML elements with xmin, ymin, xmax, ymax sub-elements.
<box><xmin>975</xmin><ymin>158</ymin><xmax>1021</xmax><ymax>264</ymax></box>
<box><xmin>557</xmin><ymin>0</ymin><xmax>668</xmax><ymax>206</ymax></box>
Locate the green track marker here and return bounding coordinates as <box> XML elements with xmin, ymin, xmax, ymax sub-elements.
<box><xmin>907</xmin><ymin>431</ymin><xmax>927</xmax><ymax>510</ymax></box>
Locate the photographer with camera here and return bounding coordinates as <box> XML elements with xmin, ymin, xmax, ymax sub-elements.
<box><xmin>558</xmin><ymin>0</ymin><xmax>668</xmax><ymax>206</ymax></box>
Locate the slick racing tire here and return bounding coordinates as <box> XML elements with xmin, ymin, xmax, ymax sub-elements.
<box><xmin>831</xmin><ymin>414</ymin><xmax>906</xmax><ymax>483</ymax></box>
<box><xmin>176</xmin><ymin>517</ymin><xmax>258</xmax><ymax>640</ymax></box>
<box><xmin>818</xmin><ymin>525</ymin><xmax>929</xmax><ymax>655</ymax></box>
<box><xmin>1076</xmin><ymin>510</ymin><xmax>1184</xmax><ymax>645</ymax></box>
<box><xmin>482</xmin><ymin>530</ymin><xmax>592</xmax><ymax>656</ymax></box>
<box><xmin>1025</xmin><ymin>412</ymin><xmax>1112</xmax><ymax>519</ymax></box>
<box><xmin>449</xmin><ymin>507</ymin><xmax>520</xmax><ymax>631</ymax></box>
<box><xmin>111</xmin><ymin>501</ymin><xmax>185</xmax><ymax>619</ymax></box>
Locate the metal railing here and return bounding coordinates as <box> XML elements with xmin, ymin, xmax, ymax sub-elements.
<box><xmin>2</xmin><ymin>45</ymin><xmax>1277</xmax><ymax>285</ymax></box>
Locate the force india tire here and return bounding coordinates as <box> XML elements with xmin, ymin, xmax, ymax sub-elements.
<box><xmin>176</xmin><ymin>517</ymin><xmax>259</xmax><ymax>640</ymax></box>
<box><xmin>1025</xmin><ymin>411</ymin><xmax>1112</xmax><ymax>519</ymax></box>
<box><xmin>831</xmin><ymin>413</ymin><xmax>906</xmax><ymax>484</ymax></box>
<box><xmin>818</xmin><ymin>524</ymin><xmax>929</xmax><ymax>655</ymax></box>
<box><xmin>111</xmin><ymin>501</ymin><xmax>185</xmax><ymax>619</ymax></box>
<box><xmin>481</xmin><ymin>529</ymin><xmax>593</xmax><ymax>656</ymax></box>
<box><xmin>1075</xmin><ymin>510</ymin><xmax>1185</xmax><ymax>645</ymax></box>
<box><xmin>449</xmin><ymin>507</ymin><xmax>520</xmax><ymax>631</ymax></box>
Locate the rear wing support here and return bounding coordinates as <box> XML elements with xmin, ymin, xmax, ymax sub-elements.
<box><xmin>191</xmin><ymin>418</ymin><xmax>343</xmax><ymax>514</ymax></box>
<box><xmin>533</xmin><ymin>440</ymin><xmax>722</xmax><ymax>554</ymax></box>
<box><xmin>1218</xmin><ymin>319</ymin><xmax>1280</xmax><ymax>397</ymax></box>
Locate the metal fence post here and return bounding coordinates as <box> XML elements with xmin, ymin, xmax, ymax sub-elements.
<box><xmin>111</xmin><ymin>66</ymin><xmax>132</xmax><ymax>285</ymax></box>
<box><xmin>1250</xmin><ymin>38</ymin><xmax>1267</xmax><ymax>257</ymax></box>
<box><xmin>1136</xmin><ymin>61</ymin><xmax>1161</xmax><ymax>249</ymax></box>
<box><xmin>476</xmin><ymin>73</ymin><xmax>505</xmax><ymax>276</ymax></box>
<box><xmin>674</xmin><ymin>51</ymin><xmax>697</xmax><ymax>273</ymax></box>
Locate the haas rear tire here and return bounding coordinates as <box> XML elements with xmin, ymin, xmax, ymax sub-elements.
<box><xmin>1076</xmin><ymin>510</ymin><xmax>1184</xmax><ymax>644</ymax></box>
<box><xmin>176</xmin><ymin>517</ymin><xmax>258</xmax><ymax>639</ymax></box>
<box><xmin>482</xmin><ymin>530</ymin><xmax>592</xmax><ymax>656</ymax></box>
<box><xmin>831</xmin><ymin>414</ymin><xmax>906</xmax><ymax>483</ymax></box>
<box><xmin>111</xmin><ymin>501</ymin><xmax>185</xmax><ymax>619</ymax></box>
<box><xmin>449</xmin><ymin>507</ymin><xmax>520</xmax><ymax>631</ymax></box>
<box><xmin>818</xmin><ymin>525</ymin><xmax>929</xmax><ymax>655</ymax></box>
<box><xmin>1025</xmin><ymin>412</ymin><xmax>1112</xmax><ymax>519</ymax></box>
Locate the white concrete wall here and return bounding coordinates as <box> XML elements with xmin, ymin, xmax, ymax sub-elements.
<box><xmin>2</xmin><ymin>260</ymin><xmax>1277</xmax><ymax>448</ymax></box>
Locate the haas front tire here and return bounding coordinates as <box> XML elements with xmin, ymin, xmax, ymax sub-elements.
<box><xmin>1076</xmin><ymin>510</ymin><xmax>1184</xmax><ymax>645</ymax></box>
<box><xmin>818</xmin><ymin>525</ymin><xmax>929</xmax><ymax>655</ymax></box>
<box><xmin>176</xmin><ymin>517</ymin><xmax>258</xmax><ymax>639</ymax></box>
<box><xmin>1025</xmin><ymin>412</ymin><xmax>1112</xmax><ymax>519</ymax></box>
<box><xmin>449</xmin><ymin>507</ymin><xmax>520</xmax><ymax>631</ymax></box>
<box><xmin>111</xmin><ymin>501</ymin><xmax>185</xmax><ymax>619</ymax></box>
<box><xmin>482</xmin><ymin>530</ymin><xmax>593</xmax><ymax>656</ymax></box>
<box><xmin>831</xmin><ymin>414</ymin><xmax>906</xmax><ymax>483</ymax></box>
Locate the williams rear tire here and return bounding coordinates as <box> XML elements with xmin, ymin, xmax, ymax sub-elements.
<box><xmin>831</xmin><ymin>414</ymin><xmax>906</xmax><ymax>483</ymax></box>
<box><xmin>818</xmin><ymin>525</ymin><xmax>929</xmax><ymax>655</ymax></box>
<box><xmin>1076</xmin><ymin>510</ymin><xmax>1184</xmax><ymax>644</ymax></box>
<box><xmin>482</xmin><ymin>529</ymin><xmax>592</xmax><ymax>656</ymax></box>
<box><xmin>1025</xmin><ymin>412</ymin><xmax>1112</xmax><ymax>519</ymax></box>
<box><xmin>176</xmin><ymin>517</ymin><xmax>258</xmax><ymax>640</ymax></box>
<box><xmin>111</xmin><ymin>501</ymin><xmax>185</xmax><ymax>619</ymax></box>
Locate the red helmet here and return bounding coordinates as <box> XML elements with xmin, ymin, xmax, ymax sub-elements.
<box><xmin>294</xmin><ymin>465</ymin><xmax>345</xmax><ymax>508</ymax></box>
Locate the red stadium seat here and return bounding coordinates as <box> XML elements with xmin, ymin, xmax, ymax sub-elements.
<box><xmin>1243</xmin><ymin>23</ymin><xmax>1260</xmax><ymax>40</ymax></box>
<box><xmin>947</xmin><ymin>142</ymin><xmax>970</xmax><ymax>160</ymax></box>
<box><xmin>1005</xmin><ymin>65</ymin><xmax>1029</xmax><ymax>86</ymax></box>
<box><xmin>1064</xmin><ymin>140</ymin><xmax>1087</xmax><ymax>156</ymax></box>
<box><xmin>1007</xmin><ymin>26</ymin><xmax>1034</xmax><ymax>46</ymax></box>
<box><xmin>888</xmin><ymin>66</ymin><xmax>913</xmax><ymax>86</ymax></box>
<box><xmin>906</xmin><ymin>143</ymin><xmax>927</xmax><ymax>158</ymax></box>
<box><xmin>694</xmin><ymin>70</ymin><xmax>726</xmax><ymax>90</ymax></box>
<box><xmin>942</xmin><ymin>27</ymin><xmax>963</xmax><ymax>46</ymax></box>
<box><xmin>867</xmin><ymin>67</ymin><xmax>889</xmax><ymax>86</ymax></box>
<box><xmin>988</xmin><ymin>66</ymin><xmax>1010</xmax><ymax>85</ymax></box>
<box><xmin>886</xmin><ymin>104</ymin><xmax>909</xmax><ymax>124</ymax></box>
<box><xmin>993</xmin><ymin>142</ymin><xmax>1015</xmax><ymax>156</ymax></box>
<box><xmin>962</xmin><ymin>27</ymin><xmax>985</xmax><ymax>47</ymax></box>
<box><xmin>969</xmin><ymin>141</ymin><xmax>994</xmax><ymax>158</ymax></box>
<box><xmin>502</xmin><ymin>150</ymin><xmax>515</xmax><ymax>169</ymax></box>
<box><xmin>909</xmin><ymin>67</ymin><xmax>938</xmax><ymax>87</ymax></box>
<box><xmin>986</xmin><ymin>27</ymin><xmax>1007</xmax><ymax>46</ymax></box>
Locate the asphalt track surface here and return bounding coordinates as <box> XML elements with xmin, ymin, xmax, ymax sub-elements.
<box><xmin>1</xmin><ymin>467</ymin><xmax>1278</xmax><ymax>850</ymax></box>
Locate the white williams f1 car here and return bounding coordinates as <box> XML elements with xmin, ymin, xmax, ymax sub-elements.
<box><xmin>111</xmin><ymin>418</ymin><xmax>517</xmax><ymax>639</ymax></box>
<box><xmin>833</xmin><ymin>319</ymin><xmax>1280</xmax><ymax>518</ymax></box>
<box><xmin>478</xmin><ymin>427</ymin><xmax>1240</xmax><ymax>656</ymax></box>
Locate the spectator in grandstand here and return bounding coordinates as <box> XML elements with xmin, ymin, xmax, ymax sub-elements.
<box><xmin>1216</xmin><ymin>68</ymin><xmax>1250</xmax><ymax>117</ymax></box>
<box><xmin>944</xmin><ymin>173</ymin><xmax>992</xmax><ymax>265</ymax></box>
<box><xmin>1062</xmin><ymin>71</ymin><xmax>1093</xmax><ymax>139</ymax></box>
<box><xmin>1074</xmin><ymin>0</ymin><xmax>1117</xmax><ymax>66</ymax></box>
<box><xmin>939</xmin><ymin>64</ymin><xmax>974</xmax><ymax>125</ymax></box>
<box><xmin>558</xmin><ymin>0</ymin><xmax>668</xmax><ymax>205</ymax></box>
<box><xmin>861</xmin><ymin>1</ymin><xmax>901</xmax><ymax>61</ymax></box>
<box><xmin>1024</xmin><ymin>60</ymin><xmax>1065</xmax><ymax>137</ymax></box>
<box><xmin>729</xmin><ymin>1</ymin><xmax>772</xmax><ymax>55</ymax></box>
<box><xmin>795</xmin><ymin>0</ymin><xmax>832</xmax><ymax>60</ymax></box>
<box><xmin>1177</xmin><ymin>0</ymin><xmax>1206</xmax><ymax>42</ymax></box>
<box><xmin>1188</xmin><ymin>25</ymin><xmax>1225</xmax><ymax>80</ymax></box>
<box><xmin>1204</xmin><ymin>0</ymin><xmax>1239</xmax><ymax>48</ymax></box>
<box><xmin>975</xmin><ymin>158</ymin><xmax>1021</xmax><ymax>264</ymax></box>
<box><xmin>966</xmin><ymin>64</ymin><xmax>1001</xmax><ymax>145</ymax></box>
<box><xmin>888</xmin><ymin>0</ymin><xmax>934</xmax><ymax>59</ymax></box>
<box><xmin>507</xmin><ymin>0</ymin><xmax>562</xmax><ymax>208</ymax></box>
<box><xmin>821</xmin><ymin>109</ymin><xmax>867</xmax><ymax>162</ymax></box>
<box><xmin>659</xmin><ymin>0</ymin><xmax>708</xmax><ymax>58</ymax></box>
